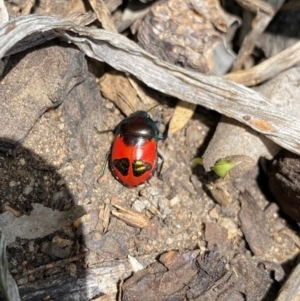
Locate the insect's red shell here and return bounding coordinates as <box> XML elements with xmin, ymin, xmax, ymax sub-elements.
<box><xmin>109</xmin><ymin>111</ymin><xmax>161</xmax><ymax>187</ymax></box>
<box><xmin>111</xmin><ymin>135</ymin><xmax>158</xmax><ymax>187</ymax></box>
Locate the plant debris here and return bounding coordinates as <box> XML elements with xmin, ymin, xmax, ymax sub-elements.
<box><xmin>1</xmin><ymin>1</ymin><xmax>300</xmax><ymax>301</ymax></box>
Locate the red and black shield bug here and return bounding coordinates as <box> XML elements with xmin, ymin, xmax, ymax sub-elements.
<box><xmin>100</xmin><ymin>111</ymin><xmax>164</xmax><ymax>187</ymax></box>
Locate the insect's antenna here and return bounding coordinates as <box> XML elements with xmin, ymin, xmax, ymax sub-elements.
<box><xmin>99</xmin><ymin>152</ymin><xmax>110</xmax><ymax>178</ymax></box>
<box><xmin>95</xmin><ymin>128</ymin><xmax>114</xmax><ymax>134</ymax></box>
<box><xmin>147</xmin><ymin>104</ymin><xmax>161</xmax><ymax>113</ymax></box>
<box><xmin>117</xmin><ymin>91</ymin><xmax>136</xmax><ymax>113</ymax></box>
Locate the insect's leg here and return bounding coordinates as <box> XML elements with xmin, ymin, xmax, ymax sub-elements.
<box><xmin>157</xmin><ymin>152</ymin><xmax>164</xmax><ymax>178</ymax></box>
<box><xmin>99</xmin><ymin>151</ymin><xmax>110</xmax><ymax>178</ymax></box>
<box><xmin>158</xmin><ymin>134</ymin><xmax>164</xmax><ymax>140</ymax></box>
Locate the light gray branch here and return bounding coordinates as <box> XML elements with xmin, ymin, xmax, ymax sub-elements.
<box><xmin>0</xmin><ymin>15</ymin><xmax>299</xmax><ymax>155</ymax></box>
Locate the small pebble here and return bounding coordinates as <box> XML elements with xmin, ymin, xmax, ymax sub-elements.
<box><xmin>28</xmin><ymin>275</ymin><xmax>35</xmax><ymax>282</ymax></box>
<box><xmin>66</xmin><ymin>263</ymin><xmax>77</xmax><ymax>277</ymax></box>
<box><xmin>28</xmin><ymin>241</ymin><xmax>35</xmax><ymax>252</ymax></box>
<box><xmin>23</xmin><ymin>185</ymin><xmax>33</xmax><ymax>195</ymax></box>
<box><xmin>169</xmin><ymin>196</ymin><xmax>180</xmax><ymax>207</ymax></box>
<box><xmin>19</xmin><ymin>158</ymin><xmax>26</xmax><ymax>165</ymax></box>
<box><xmin>9</xmin><ymin>181</ymin><xmax>17</xmax><ymax>187</ymax></box>
<box><xmin>56</xmin><ymin>179</ymin><xmax>66</xmax><ymax>186</ymax></box>
<box><xmin>17</xmin><ymin>277</ymin><xmax>28</xmax><ymax>285</ymax></box>
<box><xmin>52</xmin><ymin>191</ymin><xmax>65</xmax><ymax>202</ymax></box>
<box><xmin>166</xmin><ymin>237</ymin><xmax>174</xmax><ymax>245</ymax></box>
<box><xmin>209</xmin><ymin>207</ymin><xmax>220</xmax><ymax>219</ymax></box>
<box><xmin>132</xmin><ymin>199</ymin><xmax>149</xmax><ymax>212</ymax></box>
<box><xmin>219</xmin><ymin>217</ymin><xmax>241</xmax><ymax>240</ymax></box>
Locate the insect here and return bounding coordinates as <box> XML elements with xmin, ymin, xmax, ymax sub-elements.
<box><xmin>100</xmin><ymin>110</ymin><xmax>164</xmax><ymax>187</ymax></box>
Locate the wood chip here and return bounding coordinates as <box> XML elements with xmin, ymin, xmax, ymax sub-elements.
<box><xmin>111</xmin><ymin>205</ymin><xmax>150</xmax><ymax>228</ymax></box>
<box><xmin>239</xmin><ymin>191</ymin><xmax>272</xmax><ymax>256</ymax></box>
<box><xmin>88</xmin><ymin>0</ymin><xmax>117</xmax><ymax>32</ymax></box>
<box><xmin>168</xmin><ymin>100</ymin><xmax>196</xmax><ymax>134</ymax></box>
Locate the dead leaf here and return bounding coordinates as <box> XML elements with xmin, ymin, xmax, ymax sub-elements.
<box><xmin>168</xmin><ymin>100</ymin><xmax>196</xmax><ymax>134</ymax></box>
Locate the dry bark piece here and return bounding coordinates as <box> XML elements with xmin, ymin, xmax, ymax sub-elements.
<box><xmin>111</xmin><ymin>205</ymin><xmax>151</xmax><ymax>228</ymax></box>
<box><xmin>238</xmin><ymin>191</ymin><xmax>272</xmax><ymax>256</ymax></box>
<box><xmin>122</xmin><ymin>248</ymin><xmax>231</xmax><ymax>301</ymax></box>
<box><xmin>225</xmin><ymin>39</ymin><xmax>300</xmax><ymax>86</ymax></box>
<box><xmin>235</xmin><ymin>0</ymin><xmax>275</xmax><ymax>15</ymax></box>
<box><xmin>232</xmin><ymin>0</ymin><xmax>285</xmax><ymax>71</ymax></box>
<box><xmin>257</xmin><ymin>4</ymin><xmax>300</xmax><ymax>58</ymax></box>
<box><xmin>269</xmin><ymin>151</ymin><xmax>300</xmax><ymax>222</ymax></box>
<box><xmin>88</xmin><ymin>0</ymin><xmax>116</xmax><ymax>32</ymax></box>
<box><xmin>226</xmin><ymin>6</ymin><xmax>300</xmax><ymax>86</ymax></box>
<box><xmin>21</xmin><ymin>0</ymin><xmax>35</xmax><ymax>15</ymax></box>
<box><xmin>138</xmin><ymin>0</ymin><xmax>238</xmax><ymax>75</ymax></box>
<box><xmin>205</xmin><ymin>222</ymin><xmax>230</xmax><ymax>252</ymax></box>
<box><xmin>18</xmin><ymin>253</ymin><xmax>157</xmax><ymax>300</ymax></box>
<box><xmin>104</xmin><ymin>0</ymin><xmax>122</xmax><ymax>13</ymax></box>
<box><xmin>33</xmin><ymin>0</ymin><xmax>86</xmax><ymax>17</ymax></box>
<box><xmin>100</xmin><ymin>204</ymin><xmax>111</xmax><ymax>232</ymax></box>
<box><xmin>127</xmin><ymin>76</ymin><xmax>159</xmax><ymax>110</ymax></box>
<box><xmin>14</xmin><ymin>251</ymin><xmax>271</xmax><ymax>301</ymax></box>
<box><xmin>229</xmin><ymin>254</ymin><xmax>273</xmax><ymax>300</ymax></box>
<box><xmin>99</xmin><ymin>71</ymin><xmax>140</xmax><ymax>115</ymax></box>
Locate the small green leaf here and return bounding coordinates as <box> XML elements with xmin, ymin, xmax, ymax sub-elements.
<box><xmin>212</xmin><ymin>159</ymin><xmax>237</xmax><ymax>178</ymax></box>
<box><xmin>191</xmin><ymin>157</ymin><xmax>203</xmax><ymax>168</ymax></box>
